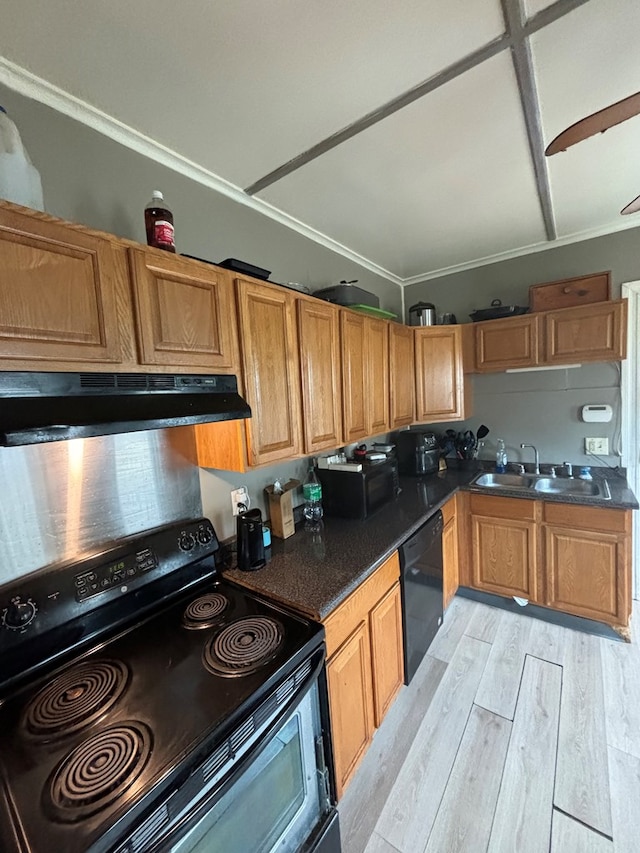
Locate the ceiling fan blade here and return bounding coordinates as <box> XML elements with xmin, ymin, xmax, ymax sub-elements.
<box><xmin>621</xmin><ymin>193</ymin><xmax>640</xmax><ymax>216</ymax></box>
<box><xmin>545</xmin><ymin>91</ymin><xmax>640</xmax><ymax>155</ymax></box>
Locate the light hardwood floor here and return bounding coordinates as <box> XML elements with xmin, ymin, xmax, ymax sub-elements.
<box><xmin>338</xmin><ymin>596</ymin><xmax>640</xmax><ymax>853</ymax></box>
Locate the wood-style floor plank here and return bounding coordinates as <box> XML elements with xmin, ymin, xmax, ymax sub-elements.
<box><xmin>608</xmin><ymin>746</ymin><xmax>640</xmax><ymax>853</ymax></box>
<box><xmin>374</xmin><ymin>635</ymin><xmax>490</xmax><ymax>853</ymax></box>
<box><xmin>601</xmin><ymin>635</ymin><xmax>640</xmax><ymax>759</ymax></box>
<box><xmin>487</xmin><ymin>655</ymin><xmax>562</xmax><ymax>853</ymax></box>
<box><xmin>550</xmin><ymin>810</ymin><xmax>613</xmax><ymax>853</ymax></box>
<box><xmin>526</xmin><ymin>615</ymin><xmax>567</xmax><ymax>666</ymax></box>
<box><xmin>555</xmin><ymin>630</ymin><xmax>612</xmax><ymax>835</ymax></box>
<box><xmin>427</xmin><ymin>595</ymin><xmax>476</xmax><ymax>664</ymax></box>
<box><xmin>338</xmin><ymin>654</ymin><xmax>447</xmax><ymax>853</ymax></box>
<box><xmin>363</xmin><ymin>831</ymin><xmax>398</xmax><ymax>853</ymax></box>
<box><xmin>464</xmin><ymin>601</ymin><xmax>503</xmax><ymax>644</ymax></box>
<box><xmin>475</xmin><ymin>610</ymin><xmax>533</xmax><ymax>720</ymax></box>
<box><xmin>424</xmin><ymin>705</ymin><xmax>511</xmax><ymax>853</ymax></box>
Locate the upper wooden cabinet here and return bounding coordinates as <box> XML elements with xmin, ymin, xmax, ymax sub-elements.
<box><xmin>414</xmin><ymin>326</ymin><xmax>471</xmax><ymax>422</ymax></box>
<box><xmin>475</xmin><ymin>314</ymin><xmax>540</xmax><ymax>372</ymax></box>
<box><xmin>297</xmin><ymin>298</ymin><xmax>343</xmax><ymax>453</ymax></box>
<box><xmin>129</xmin><ymin>249</ymin><xmax>239</xmax><ymax>372</ymax></box>
<box><xmin>544</xmin><ymin>299</ymin><xmax>627</xmax><ymax>364</ymax></box>
<box><xmin>340</xmin><ymin>311</ymin><xmax>369</xmax><ymax>443</ymax></box>
<box><xmin>389</xmin><ymin>322</ymin><xmax>415</xmax><ymax>428</ymax></box>
<box><xmin>235</xmin><ymin>278</ymin><xmax>302</xmax><ymax>466</ymax></box>
<box><xmin>0</xmin><ymin>203</ymin><xmax>134</xmax><ymax>369</ymax></box>
<box><xmin>367</xmin><ymin>317</ymin><xmax>389</xmax><ymax>435</ymax></box>
<box><xmin>474</xmin><ymin>299</ymin><xmax>627</xmax><ymax>372</ymax></box>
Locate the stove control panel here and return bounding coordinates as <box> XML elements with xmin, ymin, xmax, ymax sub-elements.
<box><xmin>74</xmin><ymin>548</ymin><xmax>159</xmax><ymax>602</ymax></box>
<box><xmin>1</xmin><ymin>596</ymin><xmax>38</xmax><ymax>632</ymax></box>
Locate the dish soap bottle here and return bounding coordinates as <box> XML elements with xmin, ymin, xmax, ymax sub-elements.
<box><xmin>303</xmin><ymin>461</ymin><xmax>323</xmax><ymax>524</ymax></box>
<box><xmin>144</xmin><ymin>190</ymin><xmax>175</xmax><ymax>252</ymax></box>
<box><xmin>496</xmin><ymin>438</ymin><xmax>507</xmax><ymax>473</ymax></box>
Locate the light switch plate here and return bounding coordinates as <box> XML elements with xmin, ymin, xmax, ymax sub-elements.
<box><xmin>585</xmin><ymin>437</ymin><xmax>609</xmax><ymax>455</ymax></box>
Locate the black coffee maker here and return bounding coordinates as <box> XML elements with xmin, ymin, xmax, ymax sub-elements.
<box><xmin>236</xmin><ymin>508</ymin><xmax>266</xmax><ymax>571</ymax></box>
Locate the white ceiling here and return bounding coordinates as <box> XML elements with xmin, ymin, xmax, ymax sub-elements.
<box><xmin>0</xmin><ymin>0</ymin><xmax>638</xmax><ymax>284</ymax></box>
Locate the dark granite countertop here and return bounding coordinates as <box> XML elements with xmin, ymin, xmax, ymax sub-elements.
<box><xmin>224</xmin><ymin>462</ymin><xmax>637</xmax><ymax>621</ymax></box>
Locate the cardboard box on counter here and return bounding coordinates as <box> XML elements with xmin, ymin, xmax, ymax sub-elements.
<box><xmin>264</xmin><ymin>479</ymin><xmax>300</xmax><ymax>539</ymax></box>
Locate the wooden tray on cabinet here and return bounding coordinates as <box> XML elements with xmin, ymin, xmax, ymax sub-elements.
<box><xmin>529</xmin><ymin>271</ymin><xmax>611</xmax><ymax>312</ymax></box>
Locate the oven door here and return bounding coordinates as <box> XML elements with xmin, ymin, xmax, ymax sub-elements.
<box><xmin>128</xmin><ymin>655</ymin><xmax>340</xmax><ymax>853</ymax></box>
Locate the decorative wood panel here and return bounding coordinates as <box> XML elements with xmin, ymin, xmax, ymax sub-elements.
<box><xmin>389</xmin><ymin>322</ymin><xmax>415</xmax><ymax>428</ymax></box>
<box><xmin>0</xmin><ymin>205</ymin><xmax>127</xmax><ymax>366</ymax></box>
<box><xmin>367</xmin><ymin>317</ymin><xmax>389</xmax><ymax>435</ymax></box>
<box><xmin>236</xmin><ymin>279</ymin><xmax>302</xmax><ymax>466</ymax></box>
<box><xmin>415</xmin><ymin>326</ymin><xmax>466</xmax><ymax>421</ymax></box>
<box><xmin>297</xmin><ymin>298</ymin><xmax>343</xmax><ymax>453</ymax></box>
<box><xmin>129</xmin><ymin>249</ymin><xmax>239</xmax><ymax>370</ymax></box>
<box><xmin>544</xmin><ymin>299</ymin><xmax>627</xmax><ymax>364</ymax></box>
<box><xmin>474</xmin><ymin>315</ymin><xmax>540</xmax><ymax>372</ymax></box>
<box><xmin>341</xmin><ymin>310</ymin><xmax>368</xmax><ymax>442</ymax></box>
<box><xmin>326</xmin><ymin>621</ymin><xmax>375</xmax><ymax>799</ymax></box>
<box><xmin>369</xmin><ymin>581</ymin><xmax>404</xmax><ymax>728</ymax></box>
<box><xmin>442</xmin><ymin>505</ymin><xmax>459</xmax><ymax>610</ymax></box>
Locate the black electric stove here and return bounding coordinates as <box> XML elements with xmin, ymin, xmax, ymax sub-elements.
<box><xmin>0</xmin><ymin>519</ymin><xmax>336</xmax><ymax>853</ymax></box>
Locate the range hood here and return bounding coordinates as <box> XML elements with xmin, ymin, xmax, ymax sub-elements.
<box><xmin>0</xmin><ymin>372</ymin><xmax>251</xmax><ymax>447</ymax></box>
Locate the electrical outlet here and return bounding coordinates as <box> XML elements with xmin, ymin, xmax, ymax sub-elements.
<box><xmin>585</xmin><ymin>437</ymin><xmax>609</xmax><ymax>455</ymax></box>
<box><xmin>230</xmin><ymin>487</ymin><xmax>248</xmax><ymax>516</ymax></box>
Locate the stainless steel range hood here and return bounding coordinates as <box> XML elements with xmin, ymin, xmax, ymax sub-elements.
<box><xmin>0</xmin><ymin>372</ymin><xmax>251</xmax><ymax>446</ymax></box>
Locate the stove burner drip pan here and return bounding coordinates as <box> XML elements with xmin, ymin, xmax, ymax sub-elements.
<box><xmin>22</xmin><ymin>660</ymin><xmax>129</xmax><ymax>740</ymax></box>
<box><xmin>203</xmin><ymin>617</ymin><xmax>284</xmax><ymax>677</ymax></box>
<box><xmin>45</xmin><ymin>722</ymin><xmax>152</xmax><ymax>822</ymax></box>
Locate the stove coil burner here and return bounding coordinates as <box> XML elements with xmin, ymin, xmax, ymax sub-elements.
<box><xmin>45</xmin><ymin>722</ymin><xmax>152</xmax><ymax>822</ymax></box>
<box><xmin>203</xmin><ymin>617</ymin><xmax>284</xmax><ymax>677</ymax></box>
<box><xmin>183</xmin><ymin>593</ymin><xmax>229</xmax><ymax>629</ymax></box>
<box><xmin>22</xmin><ymin>660</ymin><xmax>129</xmax><ymax>740</ymax></box>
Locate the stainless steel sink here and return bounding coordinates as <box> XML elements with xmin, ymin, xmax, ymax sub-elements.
<box><xmin>471</xmin><ymin>471</ymin><xmax>611</xmax><ymax>500</ymax></box>
<box><xmin>532</xmin><ymin>477</ymin><xmax>611</xmax><ymax>499</ymax></box>
<box><xmin>472</xmin><ymin>473</ymin><xmax>534</xmax><ymax>489</ymax></box>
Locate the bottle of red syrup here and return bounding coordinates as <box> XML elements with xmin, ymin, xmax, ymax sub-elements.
<box><xmin>144</xmin><ymin>190</ymin><xmax>175</xmax><ymax>252</ymax></box>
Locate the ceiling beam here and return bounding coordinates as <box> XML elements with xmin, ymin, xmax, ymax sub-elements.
<box><xmin>524</xmin><ymin>0</ymin><xmax>594</xmax><ymax>36</ymax></box>
<box><xmin>501</xmin><ymin>0</ymin><xmax>557</xmax><ymax>240</ymax></box>
<box><xmin>245</xmin><ymin>34</ymin><xmax>510</xmax><ymax>196</ymax></box>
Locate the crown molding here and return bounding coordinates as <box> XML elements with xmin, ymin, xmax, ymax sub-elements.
<box><xmin>0</xmin><ymin>57</ymin><xmax>404</xmax><ymax>286</ymax></box>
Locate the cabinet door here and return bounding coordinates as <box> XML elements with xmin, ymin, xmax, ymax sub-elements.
<box><xmin>389</xmin><ymin>322</ymin><xmax>415</xmax><ymax>428</ymax></box>
<box><xmin>369</xmin><ymin>581</ymin><xmax>404</xmax><ymax>728</ymax></box>
<box><xmin>0</xmin><ymin>205</ymin><xmax>128</xmax><ymax>367</ymax></box>
<box><xmin>442</xmin><ymin>498</ymin><xmax>459</xmax><ymax>610</ymax></box>
<box><xmin>544</xmin><ymin>526</ymin><xmax>628</xmax><ymax>625</ymax></box>
<box><xmin>297</xmin><ymin>299</ymin><xmax>343</xmax><ymax>453</ymax></box>
<box><xmin>341</xmin><ymin>311</ymin><xmax>368</xmax><ymax>442</ymax></box>
<box><xmin>475</xmin><ymin>315</ymin><xmax>540</xmax><ymax>372</ymax></box>
<box><xmin>129</xmin><ymin>249</ymin><xmax>239</xmax><ymax>371</ymax></box>
<box><xmin>236</xmin><ymin>279</ymin><xmax>302</xmax><ymax>466</ymax></box>
<box><xmin>367</xmin><ymin>317</ymin><xmax>389</xmax><ymax>435</ymax></box>
<box><xmin>544</xmin><ymin>299</ymin><xmax>627</xmax><ymax>364</ymax></box>
<box><xmin>415</xmin><ymin>326</ymin><xmax>465</xmax><ymax>421</ymax></box>
<box><xmin>470</xmin><ymin>496</ymin><xmax>539</xmax><ymax>601</ymax></box>
<box><xmin>326</xmin><ymin>621</ymin><xmax>375</xmax><ymax>799</ymax></box>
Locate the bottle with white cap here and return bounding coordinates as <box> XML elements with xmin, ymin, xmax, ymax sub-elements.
<box><xmin>144</xmin><ymin>190</ymin><xmax>175</xmax><ymax>252</ymax></box>
<box><xmin>0</xmin><ymin>105</ymin><xmax>44</xmax><ymax>211</ymax></box>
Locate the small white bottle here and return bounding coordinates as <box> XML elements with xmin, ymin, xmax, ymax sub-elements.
<box><xmin>496</xmin><ymin>439</ymin><xmax>507</xmax><ymax>473</ymax></box>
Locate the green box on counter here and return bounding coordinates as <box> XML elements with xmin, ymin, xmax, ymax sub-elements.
<box><xmin>265</xmin><ymin>479</ymin><xmax>300</xmax><ymax>539</ymax></box>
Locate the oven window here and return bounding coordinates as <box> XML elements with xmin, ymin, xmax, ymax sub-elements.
<box><xmin>172</xmin><ymin>683</ymin><xmax>324</xmax><ymax>853</ymax></box>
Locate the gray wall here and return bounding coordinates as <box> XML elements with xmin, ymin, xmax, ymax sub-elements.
<box><xmin>0</xmin><ymin>84</ymin><xmax>401</xmax><ymax>314</ymax></box>
<box><xmin>406</xmin><ymin>230</ymin><xmax>640</xmax><ymax>468</ymax></box>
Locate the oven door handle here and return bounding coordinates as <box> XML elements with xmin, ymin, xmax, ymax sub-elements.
<box><xmin>140</xmin><ymin>650</ymin><xmax>326</xmax><ymax>853</ymax></box>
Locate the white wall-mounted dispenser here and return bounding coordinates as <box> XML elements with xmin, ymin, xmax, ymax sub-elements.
<box><xmin>581</xmin><ymin>404</ymin><xmax>613</xmax><ymax>423</ymax></box>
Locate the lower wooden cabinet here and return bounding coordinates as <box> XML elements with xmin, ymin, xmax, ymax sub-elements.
<box><xmin>323</xmin><ymin>551</ymin><xmax>403</xmax><ymax>798</ymax></box>
<box><xmin>442</xmin><ymin>496</ymin><xmax>459</xmax><ymax>610</ymax></box>
<box><xmin>466</xmin><ymin>493</ymin><xmax>632</xmax><ymax>629</ymax></box>
<box><xmin>543</xmin><ymin>502</ymin><xmax>631</xmax><ymax>626</ymax></box>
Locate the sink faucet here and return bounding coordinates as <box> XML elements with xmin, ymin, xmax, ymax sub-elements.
<box><xmin>520</xmin><ymin>443</ymin><xmax>540</xmax><ymax>475</ymax></box>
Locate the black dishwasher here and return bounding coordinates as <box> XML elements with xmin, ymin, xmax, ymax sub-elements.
<box><xmin>399</xmin><ymin>511</ymin><xmax>444</xmax><ymax>683</ymax></box>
